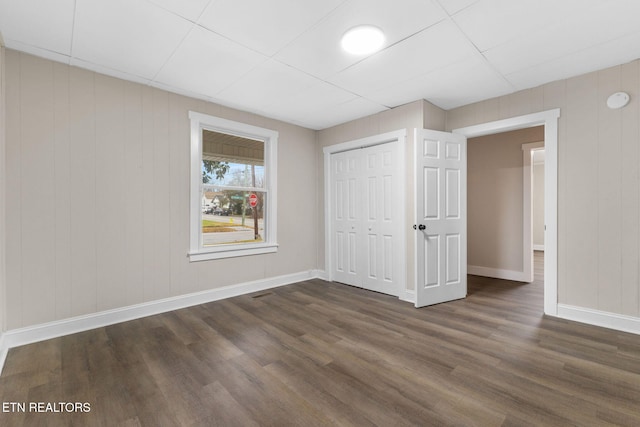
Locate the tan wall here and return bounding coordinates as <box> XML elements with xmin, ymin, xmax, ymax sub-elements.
<box><xmin>533</xmin><ymin>161</ymin><xmax>545</xmax><ymax>248</ymax></box>
<box><xmin>467</xmin><ymin>127</ymin><xmax>543</xmax><ymax>272</ymax></box>
<box><xmin>0</xmin><ymin>44</ymin><xmax>6</xmax><ymax>333</ymax></box>
<box><xmin>447</xmin><ymin>59</ymin><xmax>640</xmax><ymax>317</ymax></box>
<box><xmin>316</xmin><ymin>100</ymin><xmax>445</xmax><ymax>295</ymax></box>
<box><xmin>4</xmin><ymin>50</ymin><xmax>318</xmax><ymax>329</ymax></box>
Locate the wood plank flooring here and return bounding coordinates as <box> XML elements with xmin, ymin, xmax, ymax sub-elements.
<box><xmin>2</xmin><ymin>253</ymin><xmax>640</xmax><ymax>426</ymax></box>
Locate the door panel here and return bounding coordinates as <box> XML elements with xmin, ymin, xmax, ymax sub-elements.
<box><xmin>330</xmin><ymin>141</ymin><xmax>401</xmax><ymax>297</ymax></box>
<box><xmin>332</xmin><ymin>150</ymin><xmax>360</xmax><ymax>286</ymax></box>
<box><xmin>415</xmin><ymin>129</ymin><xmax>467</xmax><ymax>308</ymax></box>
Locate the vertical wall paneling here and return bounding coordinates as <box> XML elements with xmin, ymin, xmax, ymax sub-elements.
<box><xmin>123</xmin><ymin>82</ymin><xmax>145</xmax><ymax>306</ymax></box>
<box><xmin>141</xmin><ymin>86</ymin><xmax>155</xmax><ymax>302</ymax></box>
<box><xmin>53</xmin><ymin>62</ymin><xmax>71</xmax><ymax>320</ymax></box>
<box><xmin>563</xmin><ymin>72</ymin><xmax>600</xmax><ymax>308</ymax></box>
<box><xmin>69</xmin><ymin>66</ymin><xmax>97</xmax><ymax>317</ymax></box>
<box><xmin>95</xmin><ymin>75</ymin><xmax>126</xmax><ymax>311</ymax></box>
<box><xmin>597</xmin><ymin>67</ymin><xmax>623</xmax><ymax>314</ymax></box>
<box><xmin>0</xmin><ymin>45</ymin><xmax>6</xmax><ymax>333</ymax></box>
<box><xmin>4</xmin><ymin>51</ymin><xmax>318</xmax><ymax>330</ymax></box>
<box><xmin>168</xmin><ymin>94</ymin><xmax>195</xmax><ymax>295</ymax></box>
<box><xmin>620</xmin><ymin>61</ymin><xmax>640</xmax><ymax>317</ymax></box>
<box><xmin>5</xmin><ymin>50</ymin><xmax>21</xmax><ymax>329</ymax></box>
<box><xmin>152</xmin><ymin>90</ymin><xmax>171</xmax><ymax>300</ymax></box>
<box><xmin>20</xmin><ymin>54</ymin><xmax>56</xmax><ymax>325</ymax></box>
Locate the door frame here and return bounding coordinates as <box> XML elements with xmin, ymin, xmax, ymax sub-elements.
<box><xmin>453</xmin><ymin>108</ymin><xmax>560</xmax><ymax>316</ymax></box>
<box><xmin>523</xmin><ymin>141</ymin><xmax>545</xmax><ymax>282</ymax></box>
<box><xmin>323</xmin><ymin>129</ymin><xmax>407</xmax><ymax>297</ymax></box>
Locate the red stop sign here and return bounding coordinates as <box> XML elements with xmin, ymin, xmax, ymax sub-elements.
<box><xmin>249</xmin><ymin>193</ymin><xmax>258</xmax><ymax>208</ymax></box>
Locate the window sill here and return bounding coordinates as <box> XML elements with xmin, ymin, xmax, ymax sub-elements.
<box><xmin>188</xmin><ymin>243</ymin><xmax>278</xmax><ymax>262</ymax></box>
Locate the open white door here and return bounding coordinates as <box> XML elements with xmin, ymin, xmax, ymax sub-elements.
<box><xmin>415</xmin><ymin>129</ymin><xmax>467</xmax><ymax>308</ymax></box>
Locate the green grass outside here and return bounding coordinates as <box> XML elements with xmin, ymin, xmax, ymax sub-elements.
<box><xmin>202</xmin><ymin>219</ymin><xmax>253</xmax><ymax>233</ymax></box>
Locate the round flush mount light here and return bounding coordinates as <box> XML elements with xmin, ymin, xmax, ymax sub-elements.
<box><xmin>607</xmin><ymin>91</ymin><xmax>630</xmax><ymax>109</ymax></box>
<box><xmin>341</xmin><ymin>25</ymin><xmax>385</xmax><ymax>55</ymax></box>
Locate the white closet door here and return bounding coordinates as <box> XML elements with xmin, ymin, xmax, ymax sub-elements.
<box><xmin>330</xmin><ymin>143</ymin><xmax>401</xmax><ymax>297</ymax></box>
<box><xmin>331</xmin><ymin>149</ymin><xmax>361</xmax><ymax>287</ymax></box>
<box><xmin>361</xmin><ymin>143</ymin><xmax>401</xmax><ymax>296</ymax></box>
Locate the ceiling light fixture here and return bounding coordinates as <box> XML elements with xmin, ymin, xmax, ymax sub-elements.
<box><xmin>341</xmin><ymin>25</ymin><xmax>385</xmax><ymax>55</ymax></box>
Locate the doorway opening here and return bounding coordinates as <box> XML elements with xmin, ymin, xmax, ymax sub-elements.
<box><xmin>465</xmin><ymin>133</ymin><xmax>545</xmax><ymax>310</ymax></box>
<box><xmin>466</xmin><ymin>127</ymin><xmax>544</xmax><ymax>284</ymax></box>
<box><xmin>453</xmin><ymin>109</ymin><xmax>559</xmax><ymax>316</ymax></box>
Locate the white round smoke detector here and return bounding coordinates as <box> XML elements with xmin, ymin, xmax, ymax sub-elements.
<box><xmin>606</xmin><ymin>92</ymin><xmax>630</xmax><ymax>109</ymax></box>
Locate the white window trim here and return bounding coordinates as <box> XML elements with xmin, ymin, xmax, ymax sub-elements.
<box><xmin>188</xmin><ymin>111</ymin><xmax>278</xmax><ymax>261</ymax></box>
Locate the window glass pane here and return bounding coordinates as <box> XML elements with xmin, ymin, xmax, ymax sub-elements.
<box><xmin>202</xmin><ymin>161</ymin><xmax>265</xmax><ymax>188</ymax></box>
<box><xmin>202</xmin><ymin>129</ymin><xmax>265</xmax><ymax>188</ymax></box>
<box><xmin>190</xmin><ymin>111</ymin><xmax>277</xmax><ymax>260</ymax></box>
<box><xmin>201</xmin><ymin>189</ymin><xmax>266</xmax><ymax>247</ymax></box>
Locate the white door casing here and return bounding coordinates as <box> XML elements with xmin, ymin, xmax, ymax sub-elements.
<box><xmin>453</xmin><ymin>109</ymin><xmax>560</xmax><ymax>317</ymax></box>
<box><xmin>415</xmin><ymin>129</ymin><xmax>467</xmax><ymax>308</ymax></box>
<box><xmin>325</xmin><ymin>131</ymin><xmax>406</xmax><ymax>298</ymax></box>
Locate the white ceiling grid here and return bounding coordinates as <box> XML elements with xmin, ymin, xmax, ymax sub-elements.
<box><xmin>1</xmin><ymin>0</ymin><xmax>639</xmax><ymax>129</ymax></box>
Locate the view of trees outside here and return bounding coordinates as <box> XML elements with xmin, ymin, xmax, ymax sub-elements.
<box><xmin>201</xmin><ymin>160</ymin><xmax>266</xmax><ymax>246</ymax></box>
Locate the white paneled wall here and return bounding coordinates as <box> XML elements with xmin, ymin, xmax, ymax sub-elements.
<box><xmin>447</xmin><ymin>60</ymin><xmax>640</xmax><ymax>319</ymax></box>
<box><xmin>4</xmin><ymin>50</ymin><xmax>318</xmax><ymax>330</ymax></box>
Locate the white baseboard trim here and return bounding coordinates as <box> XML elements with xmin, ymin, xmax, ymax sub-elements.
<box><xmin>400</xmin><ymin>290</ymin><xmax>415</xmax><ymax>304</ymax></box>
<box><xmin>533</xmin><ymin>245</ymin><xmax>545</xmax><ymax>251</ymax></box>
<box><xmin>0</xmin><ymin>270</ymin><xmax>317</xmax><ymax>375</ymax></box>
<box><xmin>468</xmin><ymin>265</ymin><xmax>531</xmax><ymax>282</ymax></box>
<box><xmin>0</xmin><ymin>333</ymin><xmax>6</xmax><ymax>376</ymax></box>
<box><xmin>313</xmin><ymin>270</ymin><xmax>330</xmax><ymax>281</ymax></box>
<box><xmin>557</xmin><ymin>304</ymin><xmax>640</xmax><ymax>336</ymax></box>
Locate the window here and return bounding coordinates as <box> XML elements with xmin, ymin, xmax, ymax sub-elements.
<box><xmin>189</xmin><ymin>111</ymin><xmax>278</xmax><ymax>261</ymax></box>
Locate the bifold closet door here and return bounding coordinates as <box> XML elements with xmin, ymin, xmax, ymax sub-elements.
<box><xmin>331</xmin><ymin>143</ymin><xmax>401</xmax><ymax>297</ymax></box>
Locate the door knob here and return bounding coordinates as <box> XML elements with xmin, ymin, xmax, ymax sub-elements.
<box><xmin>413</xmin><ymin>224</ymin><xmax>426</xmax><ymax>230</ymax></box>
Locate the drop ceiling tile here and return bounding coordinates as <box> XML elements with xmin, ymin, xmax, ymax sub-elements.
<box><xmin>3</xmin><ymin>39</ymin><xmax>72</xmax><ymax>64</ymax></box>
<box><xmin>244</xmin><ymin>79</ymin><xmax>367</xmax><ymax>128</ymax></box>
<box><xmin>453</xmin><ymin>0</ymin><xmax>605</xmax><ymax>52</ymax></box>
<box><xmin>330</xmin><ymin>20</ymin><xmax>477</xmax><ymax>95</ymax></box>
<box><xmin>267</xmin><ymin>79</ymin><xmax>357</xmax><ymax>116</ymax></box>
<box><xmin>437</xmin><ymin>0</ymin><xmax>480</xmax><ymax>15</ymax></box>
<box><xmin>365</xmin><ymin>55</ymin><xmax>513</xmax><ymax>110</ymax></box>
<box><xmin>484</xmin><ymin>0</ymin><xmax>640</xmax><ymax>77</ymax></box>
<box><xmin>289</xmin><ymin>96</ymin><xmax>389</xmax><ymax>130</ymax></box>
<box><xmin>154</xmin><ymin>25</ymin><xmax>268</xmax><ymax>98</ymax></box>
<box><xmin>0</xmin><ymin>0</ymin><xmax>75</xmax><ymax>56</ymax></box>
<box><xmin>146</xmin><ymin>0</ymin><xmax>211</xmax><ymax>22</ymax></box>
<box><xmin>70</xmin><ymin>57</ymin><xmax>152</xmax><ymax>86</ymax></box>
<box><xmin>417</xmin><ymin>57</ymin><xmax>514</xmax><ymax>109</ymax></box>
<box><xmin>72</xmin><ymin>0</ymin><xmax>193</xmax><ymax>79</ymax></box>
<box><xmin>198</xmin><ymin>0</ymin><xmax>344</xmax><ymax>56</ymax></box>
<box><xmin>275</xmin><ymin>0</ymin><xmax>447</xmax><ymax>79</ymax></box>
<box><xmin>505</xmin><ymin>30</ymin><xmax>640</xmax><ymax>91</ymax></box>
<box><xmin>215</xmin><ymin>59</ymin><xmax>322</xmax><ymax>112</ymax></box>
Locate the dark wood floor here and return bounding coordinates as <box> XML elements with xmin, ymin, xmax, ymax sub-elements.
<box><xmin>2</xmin><ymin>253</ymin><xmax>640</xmax><ymax>426</ymax></box>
